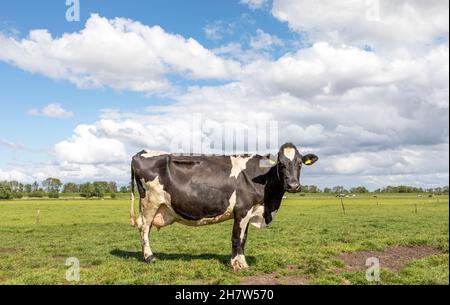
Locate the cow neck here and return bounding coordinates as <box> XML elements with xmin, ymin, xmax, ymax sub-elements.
<box><xmin>264</xmin><ymin>166</ymin><xmax>285</xmax><ymax>212</ymax></box>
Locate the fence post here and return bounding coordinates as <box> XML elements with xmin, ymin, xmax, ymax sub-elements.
<box><xmin>340</xmin><ymin>198</ymin><xmax>346</xmax><ymax>215</ymax></box>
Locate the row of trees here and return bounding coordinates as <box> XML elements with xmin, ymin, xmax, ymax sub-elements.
<box><xmin>283</xmin><ymin>185</ymin><xmax>449</xmax><ymax>194</ymax></box>
<box><xmin>373</xmin><ymin>185</ymin><xmax>449</xmax><ymax>194</ymax></box>
<box><xmin>1</xmin><ymin>178</ymin><xmax>449</xmax><ymax>200</ymax></box>
<box><xmin>0</xmin><ymin>178</ymin><xmax>131</xmax><ymax>200</ymax></box>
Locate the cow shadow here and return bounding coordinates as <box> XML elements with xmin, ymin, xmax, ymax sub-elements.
<box><xmin>110</xmin><ymin>249</ymin><xmax>256</xmax><ymax>267</ymax></box>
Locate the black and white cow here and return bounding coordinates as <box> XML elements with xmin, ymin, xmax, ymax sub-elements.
<box><xmin>130</xmin><ymin>143</ymin><xmax>318</xmax><ymax>271</ymax></box>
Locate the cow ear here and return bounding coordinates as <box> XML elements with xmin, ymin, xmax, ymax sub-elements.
<box><xmin>302</xmin><ymin>154</ymin><xmax>318</xmax><ymax>166</ymax></box>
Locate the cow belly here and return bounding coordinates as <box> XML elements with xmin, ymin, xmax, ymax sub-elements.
<box><xmin>152</xmin><ymin>203</ymin><xmax>234</xmax><ymax>228</ymax></box>
<box><xmin>152</xmin><ymin>205</ymin><xmax>176</xmax><ymax>229</ymax></box>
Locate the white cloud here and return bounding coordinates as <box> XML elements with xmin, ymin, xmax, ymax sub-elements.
<box><xmin>0</xmin><ymin>139</ymin><xmax>26</xmax><ymax>150</ymax></box>
<box><xmin>28</xmin><ymin>103</ymin><xmax>74</xmax><ymax>119</ymax></box>
<box><xmin>0</xmin><ymin>14</ymin><xmax>241</xmax><ymax>93</ymax></box>
<box><xmin>54</xmin><ymin>124</ymin><xmax>128</xmax><ymax>164</ymax></box>
<box><xmin>272</xmin><ymin>0</ymin><xmax>449</xmax><ymax>52</ymax></box>
<box><xmin>241</xmin><ymin>0</ymin><xmax>269</xmax><ymax>10</ymax></box>
<box><xmin>0</xmin><ymin>168</ymin><xmax>32</xmax><ymax>182</ymax></box>
<box><xmin>250</xmin><ymin>29</ymin><xmax>284</xmax><ymax>50</ymax></box>
<box><xmin>203</xmin><ymin>22</ymin><xmax>225</xmax><ymax>40</ymax></box>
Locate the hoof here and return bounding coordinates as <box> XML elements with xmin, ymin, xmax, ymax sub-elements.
<box><xmin>144</xmin><ymin>255</ymin><xmax>155</xmax><ymax>263</ymax></box>
<box><xmin>231</xmin><ymin>255</ymin><xmax>249</xmax><ymax>272</ymax></box>
<box><xmin>232</xmin><ymin>264</ymin><xmax>249</xmax><ymax>272</ymax></box>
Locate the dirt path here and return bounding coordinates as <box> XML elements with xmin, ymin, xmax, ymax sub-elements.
<box><xmin>336</xmin><ymin>245</ymin><xmax>442</xmax><ymax>272</ymax></box>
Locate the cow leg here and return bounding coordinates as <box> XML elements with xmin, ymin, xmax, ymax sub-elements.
<box><xmin>231</xmin><ymin>215</ymin><xmax>250</xmax><ymax>271</ymax></box>
<box><xmin>137</xmin><ymin>200</ymin><xmax>159</xmax><ymax>263</ymax></box>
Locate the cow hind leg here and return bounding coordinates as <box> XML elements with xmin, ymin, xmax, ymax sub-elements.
<box><xmin>139</xmin><ymin>223</ymin><xmax>154</xmax><ymax>263</ymax></box>
<box><xmin>137</xmin><ymin>199</ymin><xmax>160</xmax><ymax>263</ymax></box>
<box><xmin>231</xmin><ymin>215</ymin><xmax>250</xmax><ymax>271</ymax></box>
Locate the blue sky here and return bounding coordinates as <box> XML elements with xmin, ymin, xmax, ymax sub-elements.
<box><xmin>0</xmin><ymin>0</ymin><xmax>292</xmax><ymax>162</ymax></box>
<box><xmin>0</xmin><ymin>1</ymin><xmax>448</xmax><ymax>188</ymax></box>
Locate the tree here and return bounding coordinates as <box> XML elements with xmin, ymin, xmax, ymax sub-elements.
<box><xmin>24</xmin><ymin>184</ymin><xmax>32</xmax><ymax>193</ymax></box>
<box><xmin>31</xmin><ymin>181</ymin><xmax>39</xmax><ymax>192</ymax></box>
<box><xmin>332</xmin><ymin>186</ymin><xmax>348</xmax><ymax>194</ymax></box>
<box><xmin>80</xmin><ymin>183</ymin><xmax>95</xmax><ymax>198</ymax></box>
<box><xmin>107</xmin><ymin>181</ymin><xmax>118</xmax><ymax>193</ymax></box>
<box><xmin>0</xmin><ymin>182</ymin><xmax>12</xmax><ymax>200</ymax></box>
<box><xmin>119</xmin><ymin>186</ymin><xmax>129</xmax><ymax>193</ymax></box>
<box><xmin>350</xmin><ymin>186</ymin><xmax>369</xmax><ymax>194</ymax></box>
<box><xmin>9</xmin><ymin>181</ymin><xmax>20</xmax><ymax>192</ymax></box>
<box><xmin>308</xmin><ymin>185</ymin><xmax>319</xmax><ymax>193</ymax></box>
<box><xmin>62</xmin><ymin>183</ymin><xmax>79</xmax><ymax>193</ymax></box>
<box><xmin>42</xmin><ymin>178</ymin><xmax>62</xmax><ymax>193</ymax></box>
<box><xmin>93</xmin><ymin>182</ymin><xmax>109</xmax><ymax>198</ymax></box>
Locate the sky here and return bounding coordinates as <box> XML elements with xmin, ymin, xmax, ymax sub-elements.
<box><xmin>0</xmin><ymin>0</ymin><xmax>448</xmax><ymax>189</ymax></box>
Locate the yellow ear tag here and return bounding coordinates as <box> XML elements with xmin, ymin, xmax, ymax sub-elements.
<box><xmin>305</xmin><ymin>159</ymin><xmax>312</xmax><ymax>165</ymax></box>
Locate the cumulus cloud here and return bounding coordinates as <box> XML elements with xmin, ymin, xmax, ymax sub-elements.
<box><xmin>54</xmin><ymin>124</ymin><xmax>128</xmax><ymax>164</ymax></box>
<box><xmin>272</xmin><ymin>0</ymin><xmax>449</xmax><ymax>52</ymax></box>
<box><xmin>0</xmin><ymin>168</ymin><xmax>32</xmax><ymax>182</ymax></box>
<box><xmin>28</xmin><ymin>103</ymin><xmax>74</xmax><ymax>119</ymax></box>
<box><xmin>0</xmin><ymin>14</ymin><xmax>240</xmax><ymax>93</ymax></box>
<box><xmin>0</xmin><ymin>5</ymin><xmax>448</xmax><ymax>188</ymax></box>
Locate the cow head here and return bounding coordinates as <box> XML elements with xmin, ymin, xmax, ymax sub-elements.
<box><xmin>277</xmin><ymin>143</ymin><xmax>318</xmax><ymax>193</ymax></box>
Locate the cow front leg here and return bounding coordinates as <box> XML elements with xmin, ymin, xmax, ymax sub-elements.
<box><xmin>231</xmin><ymin>217</ymin><xmax>250</xmax><ymax>271</ymax></box>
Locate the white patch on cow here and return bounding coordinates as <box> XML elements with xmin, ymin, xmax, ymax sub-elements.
<box><xmin>229</xmin><ymin>155</ymin><xmax>253</xmax><ymax>178</ymax></box>
<box><xmin>141</xmin><ymin>177</ymin><xmax>170</xmax><ymax>206</ymax></box>
<box><xmin>241</xmin><ymin>205</ymin><xmax>278</xmax><ymax>229</ymax></box>
<box><xmin>141</xmin><ymin>224</ymin><xmax>152</xmax><ymax>259</ymax></box>
<box><xmin>249</xmin><ymin>205</ymin><xmax>266</xmax><ymax>229</ymax></box>
<box><xmin>142</xmin><ymin>150</ymin><xmax>168</xmax><ymax>158</ymax></box>
<box><xmin>231</xmin><ymin>254</ymin><xmax>248</xmax><ymax>271</ymax></box>
<box><xmin>283</xmin><ymin>147</ymin><xmax>296</xmax><ymax>161</ymax></box>
<box><xmin>140</xmin><ymin>176</ymin><xmax>173</xmax><ymax>229</ymax></box>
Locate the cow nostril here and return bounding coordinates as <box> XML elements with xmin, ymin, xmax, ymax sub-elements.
<box><xmin>289</xmin><ymin>183</ymin><xmax>300</xmax><ymax>190</ymax></box>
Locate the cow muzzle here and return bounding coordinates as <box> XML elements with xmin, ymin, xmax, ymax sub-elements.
<box><xmin>286</xmin><ymin>182</ymin><xmax>301</xmax><ymax>193</ymax></box>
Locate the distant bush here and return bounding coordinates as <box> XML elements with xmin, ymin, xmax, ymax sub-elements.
<box><xmin>110</xmin><ymin>193</ymin><xmax>117</xmax><ymax>199</ymax></box>
<box><xmin>48</xmin><ymin>191</ymin><xmax>60</xmax><ymax>199</ymax></box>
<box><xmin>12</xmin><ymin>193</ymin><xmax>24</xmax><ymax>199</ymax></box>
<box><xmin>28</xmin><ymin>191</ymin><xmax>45</xmax><ymax>198</ymax></box>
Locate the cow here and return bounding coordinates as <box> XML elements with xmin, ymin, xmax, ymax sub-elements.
<box><xmin>129</xmin><ymin>142</ymin><xmax>318</xmax><ymax>271</ymax></box>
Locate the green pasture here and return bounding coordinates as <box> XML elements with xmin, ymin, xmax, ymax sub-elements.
<box><xmin>0</xmin><ymin>194</ymin><xmax>448</xmax><ymax>284</ymax></box>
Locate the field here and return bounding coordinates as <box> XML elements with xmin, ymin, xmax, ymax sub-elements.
<box><xmin>0</xmin><ymin>194</ymin><xmax>448</xmax><ymax>285</ymax></box>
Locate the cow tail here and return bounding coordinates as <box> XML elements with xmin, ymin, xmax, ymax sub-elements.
<box><xmin>130</xmin><ymin>166</ymin><xmax>137</xmax><ymax>227</ymax></box>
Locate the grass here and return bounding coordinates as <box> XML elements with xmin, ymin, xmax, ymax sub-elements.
<box><xmin>0</xmin><ymin>194</ymin><xmax>448</xmax><ymax>285</ymax></box>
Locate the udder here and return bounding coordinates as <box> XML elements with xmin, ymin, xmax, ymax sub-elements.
<box><xmin>152</xmin><ymin>205</ymin><xmax>176</xmax><ymax>229</ymax></box>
